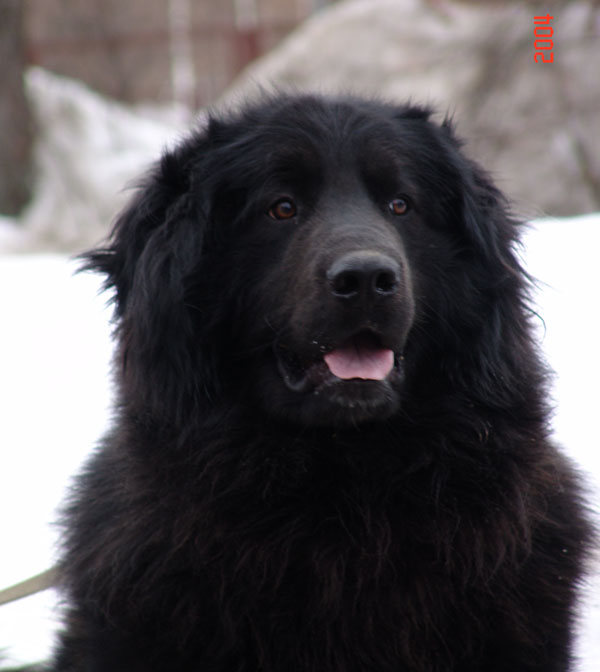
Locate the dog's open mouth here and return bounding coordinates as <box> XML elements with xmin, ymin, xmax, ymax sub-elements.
<box><xmin>276</xmin><ymin>331</ymin><xmax>400</xmax><ymax>394</ymax></box>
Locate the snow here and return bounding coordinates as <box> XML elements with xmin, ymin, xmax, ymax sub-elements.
<box><xmin>0</xmin><ymin>216</ymin><xmax>21</xmax><ymax>250</ymax></box>
<box><xmin>0</xmin><ymin>219</ymin><xmax>598</xmax><ymax>667</ymax></box>
<box><xmin>523</xmin><ymin>216</ymin><xmax>600</xmax><ymax>670</ymax></box>
<box><xmin>0</xmin><ymin>256</ymin><xmax>114</xmax><ymax>664</ymax></box>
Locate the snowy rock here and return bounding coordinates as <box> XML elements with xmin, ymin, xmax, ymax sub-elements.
<box><xmin>221</xmin><ymin>0</ymin><xmax>600</xmax><ymax>218</ymax></box>
<box><xmin>12</xmin><ymin>69</ymin><xmax>186</xmax><ymax>254</ymax></box>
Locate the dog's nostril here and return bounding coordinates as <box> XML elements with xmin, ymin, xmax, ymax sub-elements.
<box><xmin>327</xmin><ymin>252</ymin><xmax>401</xmax><ymax>300</ymax></box>
<box><xmin>375</xmin><ymin>271</ymin><xmax>398</xmax><ymax>295</ymax></box>
<box><xmin>332</xmin><ymin>270</ymin><xmax>361</xmax><ymax>297</ymax></box>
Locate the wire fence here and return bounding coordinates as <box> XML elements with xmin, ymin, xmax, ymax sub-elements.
<box><xmin>24</xmin><ymin>0</ymin><xmax>331</xmax><ymax>107</ymax></box>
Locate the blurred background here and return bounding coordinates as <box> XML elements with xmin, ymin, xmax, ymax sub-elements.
<box><xmin>1</xmin><ymin>0</ymin><xmax>599</xmax><ymax>667</ymax></box>
<box><xmin>1</xmin><ymin>0</ymin><xmax>599</xmax><ymax>251</ymax></box>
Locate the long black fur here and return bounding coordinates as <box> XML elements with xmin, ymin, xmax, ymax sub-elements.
<box><xmin>52</xmin><ymin>94</ymin><xmax>592</xmax><ymax>671</ymax></box>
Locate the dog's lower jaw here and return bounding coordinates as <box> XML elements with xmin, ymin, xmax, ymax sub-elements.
<box><xmin>273</xmin><ymin>350</ymin><xmax>405</xmax><ymax>426</ymax></box>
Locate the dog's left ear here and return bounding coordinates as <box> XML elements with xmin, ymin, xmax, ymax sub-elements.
<box><xmin>437</xmin><ymin>118</ymin><xmax>539</xmax><ymax>406</ymax></box>
<box><xmin>437</xmin><ymin>117</ymin><xmax>524</xmax><ymax>279</ymax></box>
<box><xmin>81</xmin><ymin>134</ymin><xmax>220</xmax><ymax>422</ymax></box>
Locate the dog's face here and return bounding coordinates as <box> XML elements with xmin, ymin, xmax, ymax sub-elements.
<box><xmin>88</xmin><ymin>96</ymin><xmax>522</xmax><ymax>428</ymax></box>
<box><xmin>235</xmin><ymin>155</ymin><xmax>416</xmax><ymax>426</ymax></box>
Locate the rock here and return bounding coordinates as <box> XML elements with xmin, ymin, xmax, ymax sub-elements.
<box><xmin>14</xmin><ymin>69</ymin><xmax>184</xmax><ymax>253</ymax></box>
<box><xmin>221</xmin><ymin>0</ymin><xmax>600</xmax><ymax>217</ymax></box>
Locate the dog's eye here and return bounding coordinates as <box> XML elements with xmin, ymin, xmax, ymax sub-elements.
<box><xmin>388</xmin><ymin>197</ymin><xmax>410</xmax><ymax>216</ymax></box>
<box><xmin>268</xmin><ymin>199</ymin><xmax>297</xmax><ymax>221</ymax></box>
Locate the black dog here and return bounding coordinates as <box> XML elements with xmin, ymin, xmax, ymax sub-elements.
<box><xmin>52</xmin><ymin>95</ymin><xmax>592</xmax><ymax>671</ymax></box>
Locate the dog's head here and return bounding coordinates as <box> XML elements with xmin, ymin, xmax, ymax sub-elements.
<box><xmin>85</xmin><ymin>95</ymin><xmax>528</xmax><ymax>428</ymax></box>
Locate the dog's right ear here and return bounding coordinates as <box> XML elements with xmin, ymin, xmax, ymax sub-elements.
<box><xmin>80</xmin><ymin>137</ymin><xmax>202</xmax><ymax>316</ymax></box>
<box><xmin>79</xmin><ymin>132</ymin><xmax>226</xmax><ymax>420</ymax></box>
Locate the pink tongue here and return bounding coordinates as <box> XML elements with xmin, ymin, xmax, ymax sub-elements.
<box><xmin>324</xmin><ymin>342</ymin><xmax>394</xmax><ymax>381</ymax></box>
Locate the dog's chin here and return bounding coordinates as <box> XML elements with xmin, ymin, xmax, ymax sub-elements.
<box><xmin>273</xmin><ymin>349</ymin><xmax>405</xmax><ymax>427</ymax></box>
<box><xmin>310</xmin><ymin>377</ymin><xmax>403</xmax><ymax>426</ymax></box>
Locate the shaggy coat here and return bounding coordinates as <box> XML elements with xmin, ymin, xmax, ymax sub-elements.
<box><xmin>52</xmin><ymin>95</ymin><xmax>592</xmax><ymax>671</ymax></box>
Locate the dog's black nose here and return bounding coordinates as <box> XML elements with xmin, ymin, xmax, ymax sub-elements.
<box><xmin>327</xmin><ymin>251</ymin><xmax>401</xmax><ymax>300</ymax></box>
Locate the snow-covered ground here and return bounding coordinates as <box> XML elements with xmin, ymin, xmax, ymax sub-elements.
<box><xmin>0</xmin><ymin>216</ymin><xmax>599</xmax><ymax>667</ymax></box>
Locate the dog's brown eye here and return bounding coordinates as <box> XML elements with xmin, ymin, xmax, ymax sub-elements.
<box><xmin>388</xmin><ymin>197</ymin><xmax>410</xmax><ymax>216</ymax></box>
<box><xmin>268</xmin><ymin>199</ymin><xmax>297</xmax><ymax>220</ymax></box>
